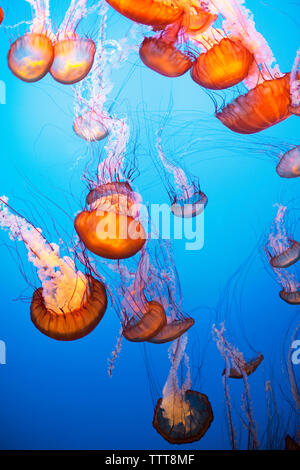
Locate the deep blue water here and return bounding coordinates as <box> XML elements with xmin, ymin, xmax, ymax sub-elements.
<box><xmin>0</xmin><ymin>0</ymin><xmax>299</xmax><ymax>450</ymax></box>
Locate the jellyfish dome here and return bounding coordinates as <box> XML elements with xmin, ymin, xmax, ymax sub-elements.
<box><xmin>122</xmin><ymin>300</ymin><xmax>167</xmax><ymax>342</ymax></box>
<box><xmin>270</xmin><ymin>241</ymin><xmax>300</xmax><ymax>269</ymax></box>
<box><xmin>171</xmin><ymin>189</ymin><xmax>208</xmax><ymax>218</ymax></box>
<box><xmin>73</xmin><ymin>110</ymin><xmax>109</xmax><ymax>142</ymax></box>
<box><xmin>216</xmin><ymin>74</ymin><xmax>292</xmax><ymax>134</ymax></box>
<box><xmin>279</xmin><ymin>289</ymin><xmax>300</xmax><ymax>305</ymax></box>
<box><xmin>139</xmin><ymin>35</ymin><xmax>192</xmax><ymax>78</ymax></box>
<box><xmin>74</xmin><ymin>181</ymin><xmax>146</xmax><ymax>260</ymax></box>
<box><xmin>191</xmin><ymin>38</ymin><xmax>254</xmax><ymax>90</ymax></box>
<box><xmin>31</xmin><ymin>276</ymin><xmax>107</xmax><ymax>341</ymax></box>
<box><xmin>0</xmin><ymin>7</ymin><xmax>4</xmax><ymax>25</ymax></box>
<box><xmin>105</xmin><ymin>0</ymin><xmax>183</xmax><ymax>28</ymax></box>
<box><xmin>148</xmin><ymin>317</ymin><xmax>195</xmax><ymax>344</ymax></box>
<box><xmin>153</xmin><ymin>389</ymin><xmax>213</xmax><ymax>444</ymax></box>
<box><xmin>276</xmin><ymin>146</ymin><xmax>300</xmax><ymax>179</ymax></box>
<box><xmin>222</xmin><ymin>354</ymin><xmax>264</xmax><ymax>379</ymax></box>
<box><xmin>50</xmin><ymin>37</ymin><xmax>96</xmax><ymax>85</ymax></box>
<box><xmin>8</xmin><ymin>33</ymin><xmax>54</xmax><ymax>82</ymax></box>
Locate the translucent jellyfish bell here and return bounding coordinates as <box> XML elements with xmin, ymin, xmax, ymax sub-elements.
<box><xmin>153</xmin><ymin>389</ymin><xmax>213</xmax><ymax>444</ymax></box>
<box><xmin>73</xmin><ymin>110</ymin><xmax>109</xmax><ymax>142</ymax></box>
<box><xmin>222</xmin><ymin>354</ymin><xmax>264</xmax><ymax>379</ymax></box>
<box><xmin>8</xmin><ymin>33</ymin><xmax>54</xmax><ymax>82</ymax></box>
<box><xmin>171</xmin><ymin>191</ymin><xmax>208</xmax><ymax>218</ymax></box>
<box><xmin>270</xmin><ymin>241</ymin><xmax>300</xmax><ymax>269</ymax></box>
<box><xmin>50</xmin><ymin>37</ymin><xmax>96</xmax><ymax>85</ymax></box>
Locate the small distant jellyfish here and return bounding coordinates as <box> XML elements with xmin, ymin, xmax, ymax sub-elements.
<box><xmin>153</xmin><ymin>336</ymin><xmax>213</xmax><ymax>444</ymax></box>
<box><xmin>289</xmin><ymin>49</ymin><xmax>300</xmax><ymax>116</ymax></box>
<box><xmin>139</xmin><ymin>22</ymin><xmax>193</xmax><ymax>78</ymax></box>
<box><xmin>50</xmin><ymin>1</ymin><xmax>96</xmax><ymax>85</ymax></box>
<box><xmin>105</xmin><ymin>0</ymin><xmax>183</xmax><ymax>28</ymax></box>
<box><xmin>266</xmin><ymin>205</ymin><xmax>300</xmax><ymax>305</ymax></box>
<box><xmin>73</xmin><ymin>2</ymin><xmax>133</xmax><ymax>142</ymax></box>
<box><xmin>276</xmin><ymin>146</ymin><xmax>300</xmax><ymax>179</ymax></box>
<box><xmin>75</xmin><ymin>119</ymin><xmax>146</xmax><ymax>259</ymax></box>
<box><xmin>266</xmin><ymin>205</ymin><xmax>300</xmax><ymax>269</ymax></box>
<box><xmin>156</xmin><ymin>134</ymin><xmax>207</xmax><ymax>218</ymax></box>
<box><xmin>222</xmin><ymin>354</ymin><xmax>264</xmax><ymax>379</ymax></box>
<box><xmin>191</xmin><ymin>29</ymin><xmax>254</xmax><ymax>90</ymax></box>
<box><xmin>7</xmin><ymin>1</ymin><xmax>54</xmax><ymax>82</ymax></box>
<box><xmin>0</xmin><ymin>197</ymin><xmax>107</xmax><ymax>341</ymax></box>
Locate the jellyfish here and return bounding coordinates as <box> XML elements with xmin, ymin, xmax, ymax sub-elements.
<box><xmin>153</xmin><ymin>335</ymin><xmax>213</xmax><ymax>444</ymax></box>
<box><xmin>213</xmin><ymin>323</ymin><xmax>259</xmax><ymax>450</ymax></box>
<box><xmin>105</xmin><ymin>0</ymin><xmax>183</xmax><ymax>29</ymax></box>
<box><xmin>276</xmin><ymin>146</ymin><xmax>300</xmax><ymax>179</ymax></box>
<box><xmin>139</xmin><ymin>22</ymin><xmax>193</xmax><ymax>78</ymax></box>
<box><xmin>120</xmin><ymin>247</ymin><xmax>194</xmax><ymax>343</ymax></box>
<box><xmin>0</xmin><ymin>197</ymin><xmax>107</xmax><ymax>341</ymax></box>
<box><xmin>265</xmin><ymin>205</ymin><xmax>300</xmax><ymax>305</ymax></box>
<box><xmin>7</xmin><ymin>0</ymin><xmax>54</xmax><ymax>82</ymax></box>
<box><xmin>0</xmin><ymin>6</ymin><xmax>4</xmax><ymax>25</ymax></box>
<box><xmin>75</xmin><ymin>118</ymin><xmax>147</xmax><ymax>260</ymax></box>
<box><xmin>266</xmin><ymin>205</ymin><xmax>300</xmax><ymax>269</ymax></box>
<box><xmin>191</xmin><ymin>29</ymin><xmax>254</xmax><ymax>90</ymax></box>
<box><xmin>50</xmin><ymin>0</ymin><xmax>96</xmax><ymax>85</ymax></box>
<box><xmin>222</xmin><ymin>354</ymin><xmax>264</xmax><ymax>379</ymax></box>
<box><xmin>208</xmin><ymin>0</ymin><xmax>291</xmax><ymax>133</ymax></box>
<box><xmin>289</xmin><ymin>49</ymin><xmax>300</xmax><ymax>116</ymax></box>
<box><xmin>73</xmin><ymin>1</ymin><xmax>136</xmax><ymax>142</ymax></box>
<box><xmin>156</xmin><ymin>133</ymin><xmax>207</xmax><ymax>218</ymax></box>
<box><xmin>285</xmin><ymin>435</ymin><xmax>300</xmax><ymax>451</ymax></box>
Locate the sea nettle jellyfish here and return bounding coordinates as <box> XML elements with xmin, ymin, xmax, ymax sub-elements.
<box><xmin>50</xmin><ymin>0</ymin><xmax>96</xmax><ymax>85</ymax></box>
<box><xmin>75</xmin><ymin>120</ymin><xmax>146</xmax><ymax>259</ymax></box>
<box><xmin>208</xmin><ymin>0</ymin><xmax>291</xmax><ymax>133</ymax></box>
<box><xmin>73</xmin><ymin>2</ymin><xmax>134</xmax><ymax>142</ymax></box>
<box><xmin>191</xmin><ymin>29</ymin><xmax>254</xmax><ymax>90</ymax></box>
<box><xmin>7</xmin><ymin>0</ymin><xmax>54</xmax><ymax>82</ymax></box>
<box><xmin>0</xmin><ymin>197</ymin><xmax>107</xmax><ymax>341</ymax></box>
<box><xmin>0</xmin><ymin>6</ymin><xmax>4</xmax><ymax>25</ymax></box>
<box><xmin>121</xmin><ymin>249</ymin><xmax>194</xmax><ymax>343</ymax></box>
<box><xmin>139</xmin><ymin>22</ymin><xmax>193</xmax><ymax>78</ymax></box>
<box><xmin>289</xmin><ymin>49</ymin><xmax>300</xmax><ymax>116</ymax></box>
<box><xmin>213</xmin><ymin>323</ymin><xmax>260</xmax><ymax>450</ymax></box>
<box><xmin>276</xmin><ymin>146</ymin><xmax>300</xmax><ymax>179</ymax></box>
<box><xmin>156</xmin><ymin>134</ymin><xmax>207</xmax><ymax>217</ymax></box>
<box><xmin>266</xmin><ymin>205</ymin><xmax>300</xmax><ymax>305</ymax></box>
<box><xmin>153</xmin><ymin>335</ymin><xmax>213</xmax><ymax>444</ymax></box>
<box><xmin>266</xmin><ymin>205</ymin><xmax>300</xmax><ymax>269</ymax></box>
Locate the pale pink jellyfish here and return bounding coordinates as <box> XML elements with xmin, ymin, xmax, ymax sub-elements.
<box><xmin>73</xmin><ymin>1</ymin><xmax>137</xmax><ymax>141</ymax></box>
<box><xmin>156</xmin><ymin>134</ymin><xmax>207</xmax><ymax>218</ymax></box>
<box><xmin>0</xmin><ymin>196</ymin><xmax>107</xmax><ymax>341</ymax></box>
<box><xmin>212</xmin><ymin>323</ymin><xmax>260</xmax><ymax>450</ymax></box>
<box><xmin>153</xmin><ymin>335</ymin><xmax>213</xmax><ymax>444</ymax></box>
<box><xmin>50</xmin><ymin>0</ymin><xmax>97</xmax><ymax>84</ymax></box>
<box><xmin>289</xmin><ymin>49</ymin><xmax>300</xmax><ymax>116</ymax></box>
<box><xmin>266</xmin><ymin>205</ymin><xmax>300</xmax><ymax>269</ymax></box>
<box><xmin>8</xmin><ymin>0</ymin><xmax>54</xmax><ymax>82</ymax></box>
<box><xmin>276</xmin><ymin>146</ymin><xmax>300</xmax><ymax>179</ymax></box>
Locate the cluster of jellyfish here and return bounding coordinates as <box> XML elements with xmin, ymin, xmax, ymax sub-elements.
<box><xmin>0</xmin><ymin>0</ymin><xmax>299</xmax><ymax>448</ymax></box>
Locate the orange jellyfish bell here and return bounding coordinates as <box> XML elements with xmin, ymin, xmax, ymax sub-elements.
<box><xmin>50</xmin><ymin>37</ymin><xmax>96</xmax><ymax>85</ymax></box>
<box><xmin>153</xmin><ymin>390</ymin><xmax>213</xmax><ymax>444</ymax></box>
<box><xmin>0</xmin><ymin>7</ymin><xmax>4</xmax><ymax>25</ymax></box>
<box><xmin>8</xmin><ymin>33</ymin><xmax>54</xmax><ymax>82</ymax></box>
<box><xmin>270</xmin><ymin>241</ymin><xmax>300</xmax><ymax>268</ymax></box>
<box><xmin>122</xmin><ymin>301</ymin><xmax>167</xmax><ymax>342</ymax></box>
<box><xmin>222</xmin><ymin>354</ymin><xmax>264</xmax><ymax>379</ymax></box>
<box><xmin>216</xmin><ymin>74</ymin><xmax>292</xmax><ymax>134</ymax></box>
<box><xmin>74</xmin><ymin>182</ymin><xmax>146</xmax><ymax>260</ymax></box>
<box><xmin>73</xmin><ymin>110</ymin><xmax>109</xmax><ymax>142</ymax></box>
<box><xmin>191</xmin><ymin>38</ymin><xmax>254</xmax><ymax>90</ymax></box>
<box><xmin>279</xmin><ymin>289</ymin><xmax>300</xmax><ymax>305</ymax></box>
<box><xmin>183</xmin><ymin>6</ymin><xmax>217</xmax><ymax>34</ymax></box>
<box><xmin>105</xmin><ymin>0</ymin><xmax>183</xmax><ymax>28</ymax></box>
<box><xmin>139</xmin><ymin>36</ymin><xmax>193</xmax><ymax>77</ymax></box>
<box><xmin>31</xmin><ymin>276</ymin><xmax>107</xmax><ymax>341</ymax></box>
